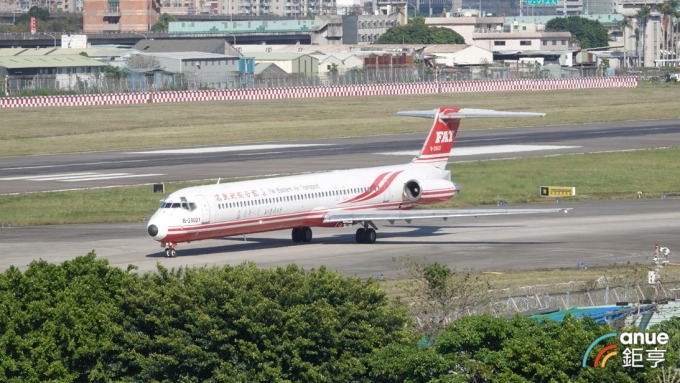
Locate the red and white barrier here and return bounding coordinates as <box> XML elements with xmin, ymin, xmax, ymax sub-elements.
<box><xmin>0</xmin><ymin>77</ymin><xmax>638</xmax><ymax>109</ymax></box>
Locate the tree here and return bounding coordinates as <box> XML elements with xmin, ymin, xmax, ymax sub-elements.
<box><xmin>376</xmin><ymin>17</ymin><xmax>464</xmax><ymax>44</ymax></box>
<box><xmin>393</xmin><ymin>256</ymin><xmax>491</xmax><ymax>337</ymax></box>
<box><xmin>150</xmin><ymin>13</ymin><xmax>177</xmax><ymax>32</ymax></box>
<box><xmin>618</xmin><ymin>16</ymin><xmax>633</xmax><ymax>68</ymax></box>
<box><xmin>546</xmin><ymin>16</ymin><xmax>608</xmax><ymax>50</ymax></box>
<box><xmin>127</xmin><ymin>54</ymin><xmax>163</xmax><ymax>70</ymax></box>
<box><xmin>636</xmin><ymin>5</ymin><xmax>653</xmax><ymax>67</ymax></box>
<box><xmin>659</xmin><ymin>1</ymin><xmax>679</xmax><ymax>65</ymax></box>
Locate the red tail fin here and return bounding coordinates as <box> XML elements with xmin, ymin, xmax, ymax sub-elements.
<box><xmin>412</xmin><ymin>107</ymin><xmax>460</xmax><ymax>169</ymax></box>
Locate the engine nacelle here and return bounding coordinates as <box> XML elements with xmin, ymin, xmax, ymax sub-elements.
<box><xmin>403</xmin><ymin>179</ymin><xmax>459</xmax><ymax>204</ymax></box>
<box><xmin>403</xmin><ymin>179</ymin><xmax>423</xmax><ymax>201</ymax></box>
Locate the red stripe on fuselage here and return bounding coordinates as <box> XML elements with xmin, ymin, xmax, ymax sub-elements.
<box><xmin>342</xmin><ymin>170</ymin><xmax>403</xmax><ymax>204</ymax></box>
<box><xmin>343</xmin><ymin>171</ymin><xmax>390</xmax><ymax>203</ymax></box>
<box><xmin>163</xmin><ymin>201</ymin><xmax>406</xmax><ymax>243</ymax></box>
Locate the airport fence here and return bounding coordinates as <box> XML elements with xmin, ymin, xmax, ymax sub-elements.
<box><xmin>0</xmin><ymin>76</ymin><xmax>638</xmax><ymax>108</ymax></box>
<box><xmin>464</xmin><ymin>278</ymin><xmax>680</xmax><ymax>319</ymax></box>
<box><xmin>1</xmin><ymin>63</ymin><xmax>616</xmax><ymax>97</ymax></box>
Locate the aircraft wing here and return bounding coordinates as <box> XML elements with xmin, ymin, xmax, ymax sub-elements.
<box><xmin>394</xmin><ymin>108</ymin><xmax>545</xmax><ymax>120</ymax></box>
<box><xmin>323</xmin><ymin>208</ymin><xmax>570</xmax><ymax>224</ymax></box>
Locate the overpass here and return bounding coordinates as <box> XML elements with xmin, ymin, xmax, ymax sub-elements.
<box><xmin>0</xmin><ymin>31</ymin><xmax>311</xmax><ymax>49</ymax></box>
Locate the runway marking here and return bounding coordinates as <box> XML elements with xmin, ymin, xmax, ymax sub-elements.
<box><xmin>0</xmin><ymin>172</ymin><xmax>164</xmax><ymax>182</ymax></box>
<box><xmin>378</xmin><ymin>144</ymin><xmax>581</xmax><ymax>157</ymax></box>
<box><xmin>129</xmin><ymin>144</ymin><xmax>331</xmax><ymax>155</ymax></box>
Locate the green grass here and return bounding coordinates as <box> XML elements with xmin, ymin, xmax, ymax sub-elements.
<box><xmin>2</xmin><ymin>87</ymin><xmax>679</xmax><ymax>156</ymax></box>
<box><xmin>1</xmin><ymin>148</ymin><xmax>679</xmax><ymax>226</ymax></box>
<box><xmin>442</xmin><ymin>147</ymin><xmax>680</xmax><ymax>207</ymax></box>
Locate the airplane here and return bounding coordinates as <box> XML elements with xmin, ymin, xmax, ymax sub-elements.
<box><xmin>146</xmin><ymin>106</ymin><xmax>570</xmax><ymax>257</ymax></box>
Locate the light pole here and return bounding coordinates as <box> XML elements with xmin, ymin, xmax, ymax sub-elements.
<box><xmin>404</xmin><ymin>1</ymin><xmax>416</xmax><ymax>22</ymax></box>
<box><xmin>228</xmin><ymin>33</ymin><xmax>236</xmax><ymax>46</ymax></box>
<box><xmin>43</xmin><ymin>33</ymin><xmax>56</xmax><ymax>47</ymax></box>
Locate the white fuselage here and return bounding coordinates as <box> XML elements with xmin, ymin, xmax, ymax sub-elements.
<box><xmin>147</xmin><ymin>162</ymin><xmax>458</xmax><ymax>245</ymax></box>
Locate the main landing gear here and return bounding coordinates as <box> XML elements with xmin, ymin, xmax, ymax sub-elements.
<box><xmin>355</xmin><ymin>221</ymin><xmax>378</xmax><ymax>244</ymax></box>
<box><xmin>163</xmin><ymin>242</ymin><xmax>177</xmax><ymax>257</ymax></box>
<box><xmin>292</xmin><ymin>227</ymin><xmax>313</xmax><ymax>243</ymax></box>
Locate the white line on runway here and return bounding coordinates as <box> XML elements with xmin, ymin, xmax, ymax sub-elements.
<box><xmin>129</xmin><ymin>144</ymin><xmax>331</xmax><ymax>155</ymax></box>
<box><xmin>0</xmin><ymin>172</ymin><xmax>164</xmax><ymax>182</ymax></box>
<box><xmin>378</xmin><ymin>145</ymin><xmax>581</xmax><ymax>157</ymax></box>
<box><xmin>0</xmin><ymin>172</ymin><xmax>98</xmax><ymax>181</ymax></box>
<box><xmin>60</xmin><ymin>174</ymin><xmax>164</xmax><ymax>182</ymax></box>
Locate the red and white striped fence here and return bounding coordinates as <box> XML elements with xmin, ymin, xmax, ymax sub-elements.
<box><xmin>0</xmin><ymin>76</ymin><xmax>638</xmax><ymax>109</ymax></box>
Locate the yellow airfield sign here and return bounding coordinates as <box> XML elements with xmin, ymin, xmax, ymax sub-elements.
<box><xmin>540</xmin><ymin>186</ymin><xmax>576</xmax><ymax>197</ymax></box>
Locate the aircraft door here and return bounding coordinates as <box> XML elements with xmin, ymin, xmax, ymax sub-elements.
<box><xmin>196</xmin><ymin>195</ymin><xmax>211</xmax><ymax>224</ymax></box>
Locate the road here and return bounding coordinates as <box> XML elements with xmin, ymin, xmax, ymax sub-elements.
<box><xmin>1</xmin><ymin>199</ymin><xmax>678</xmax><ymax>277</ymax></box>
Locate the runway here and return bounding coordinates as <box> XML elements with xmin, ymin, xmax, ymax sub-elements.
<box><xmin>2</xmin><ymin>199</ymin><xmax>678</xmax><ymax>276</ymax></box>
<box><xmin>2</xmin><ymin>119</ymin><xmax>679</xmax><ymax>194</ymax></box>
<box><xmin>1</xmin><ymin>118</ymin><xmax>679</xmax><ymax>275</ymax></box>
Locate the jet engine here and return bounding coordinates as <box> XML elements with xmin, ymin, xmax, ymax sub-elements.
<box><xmin>403</xmin><ymin>179</ymin><xmax>423</xmax><ymax>202</ymax></box>
<box><xmin>403</xmin><ymin>179</ymin><xmax>459</xmax><ymax>203</ymax></box>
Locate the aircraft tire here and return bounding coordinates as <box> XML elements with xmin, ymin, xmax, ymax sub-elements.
<box><xmin>355</xmin><ymin>228</ymin><xmax>366</xmax><ymax>243</ymax></box>
<box><xmin>364</xmin><ymin>228</ymin><xmax>377</xmax><ymax>244</ymax></box>
<box><xmin>292</xmin><ymin>228</ymin><xmax>302</xmax><ymax>242</ymax></box>
<box><xmin>301</xmin><ymin>227</ymin><xmax>312</xmax><ymax>243</ymax></box>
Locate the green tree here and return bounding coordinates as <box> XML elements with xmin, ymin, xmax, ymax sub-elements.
<box><xmin>393</xmin><ymin>257</ymin><xmax>491</xmax><ymax>337</ymax></box>
<box><xmin>618</xmin><ymin>16</ymin><xmax>633</xmax><ymax>69</ymax></box>
<box><xmin>545</xmin><ymin>15</ymin><xmax>608</xmax><ymax>49</ymax></box>
<box><xmin>118</xmin><ymin>262</ymin><xmax>411</xmax><ymax>382</ymax></box>
<box><xmin>0</xmin><ymin>252</ymin><xmax>133</xmax><ymax>382</ymax></box>
<box><xmin>659</xmin><ymin>0</ymin><xmax>679</xmax><ymax>63</ymax></box>
<box><xmin>376</xmin><ymin>16</ymin><xmax>464</xmax><ymax>44</ymax></box>
<box><xmin>11</xmin><ymin>8</ymin><xmax>82</xmax><ymax>33</ymax></box>
<box><xmin>150</xmin><ymin>13</ymin><xmax>177</xmax><ymax>32</ymax></box>
<box><xmin>635</xmin><ymin>5</ymin><xmax>653</xmax><ymax>67</ymax></box>
<box><xmin>15</xmin><ymin>6</ymin><xmax>50</xmax><ymax>24</ymax></box>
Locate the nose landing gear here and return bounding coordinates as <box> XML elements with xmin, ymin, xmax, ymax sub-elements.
<box><xmin>163</xmin><ymin>242</ymin><xmax>178</xmax><ymax>257</ymax></box>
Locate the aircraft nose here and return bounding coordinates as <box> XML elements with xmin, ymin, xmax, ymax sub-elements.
<box><xmin>147</xmin><ymin>224</ymin><xmax>159</xmax><ymax>237</ymax></box>
<box><xmin>146</xmin><ymin>220</ymin><xmax>168</xmax><ymax>241</ymax></box>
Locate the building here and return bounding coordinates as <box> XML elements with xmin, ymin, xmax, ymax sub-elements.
<box><xmin>313</xmin><ymin>52</ymin><xmax>363</xmax><ymax>74</ymax></box>
<box><xmin>0</xmin><ymin>55</ymin><xmax>108</xmax><ymax>94</ymax></box>
<box><xmin>131</xmin><ymin>38</ymin><xmax>241</xmax><ymax>56</ymax></box>
<box><xmin>473</xmin><ymin>31</ymin><xmax>573</xmax><ymax>52</ymax></box>
<box><xmin>616</xmin><ymin>0</ymin><xmax>669</xmax><ymax>67</ymax></box>
<box><xmin>423</xmin><ymin>44</ymin><xmax>493</xmax><ymax>66</ymax></box>
<box><xmin>425</xmin><ymin>16</ymin><xmax>506</xmax><ymax>44</ymax></box>
<box><xmin>83</xmin><ymin>0</ymin><xmax>160</xmax><ymax>33</ymax></box>
<box><xmin>247</xmin><ymin>52</ymin><xmax>318</xmax><ymax>76</ymax></box>
<box><xmin>130</xmin><ymin>51</ymin><xmax>241</xmax><ymax>88</ymax></box>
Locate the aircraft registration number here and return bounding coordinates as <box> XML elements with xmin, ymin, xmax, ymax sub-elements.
<box><xmin>182</xmin><ymin>217</ymin><xmax>201</xmax><ymax>224</ymax></box>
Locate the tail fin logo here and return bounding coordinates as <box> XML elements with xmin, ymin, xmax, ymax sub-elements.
<box><xmin>435</xmin><ymin>130</ymin><xmax>454</xmax><ymax>144</ymax></box>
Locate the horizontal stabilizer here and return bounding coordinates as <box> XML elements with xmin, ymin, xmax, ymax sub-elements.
<box><xmin>395</xmin><ymin>108</ymin><xmax>545</xmax><ymax>120</ymax></box>
<box><xmin>324</xmin><ymin>207</ymin><xmax>570</xmax><ymax>223</ymax></box>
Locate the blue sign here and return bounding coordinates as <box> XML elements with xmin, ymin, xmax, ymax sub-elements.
<box><xmin>526</xmin><ymin>0</ymin><xmax>558</xmax><ymax>5</ymax></box>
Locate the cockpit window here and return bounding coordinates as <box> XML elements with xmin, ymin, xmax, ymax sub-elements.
<box><xmin>161</xmin><ymin>199</ymin><xmax>197</xmax><ymax>211</ymax></box>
